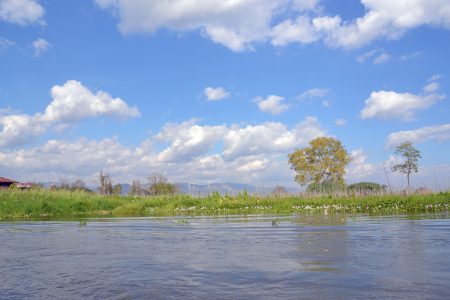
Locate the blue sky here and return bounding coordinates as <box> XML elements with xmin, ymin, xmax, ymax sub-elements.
<box><xmin>1</xmin><ymin>0</ymin><xmax>450</xmax><ymax>189</ymax></box>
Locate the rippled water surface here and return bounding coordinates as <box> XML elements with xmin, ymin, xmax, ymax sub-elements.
<box><xmin>1</xmin><ymin>214</ymin><xmax>450</xmax><ymax>299</ymax></box>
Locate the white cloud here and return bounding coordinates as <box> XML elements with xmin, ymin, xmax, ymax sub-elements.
<box><xmin>356</xmin><ymin>49</ymin><xmax>378</xmax><ymax>63</ymax></box>
<box><xmin>254</xmin><ymin>95</ymin><xmax>289</xmax><ymax>115</ymax></box>
<box><xmin>2</xmin><ymin>117</ymin><xmax>448</xmax><ymax>188</ymax></box>
<box><xmin>360</xmin><ymin>90</ymin><xmax>444</xmax><ymax>121</ymax></box>
<box><xmin>270</xmin><ymin>16</ymin><xmax>318</xmax><ymax>46</ymax></box>
<box><xmin>0</xmin><ymin>0</ymin><xmax>44</xmax><ymax>26</ymax></box>
<box><xmin>96</xmin><ymin>0</ymin><xmax>282</xmax><ymax>52</ymax></box>
<box><xmin>43</xmin><ymin>80</ymin><xmax>140</xmax><ymax>124</ymax></box>
<box><xmin>356</xmin><ymin>48</ymin><xmax>391</xmax><ymax>64</ymax></box>
<box><xmin>32</xmin><ymin>38</ymin><xmax>51</xmax><ymax>57</ymax></box>
<box><xmin>0</xmin><ymin>80</ymin><xmax>141</xmax><ymax>148</ymax></box>
<box><xmin>96</xmin><ymin>0</ymin><xmax>450</xmax><ymax>51</ymax></box>
<box><xmin>156</xmin><ymin>119</ymin><xmax>227</xmax><ymax>162</ymax></box>
<box><xmin>222</xmin><ymin>116</ymin><xmax>325</xmax><ymax>160</ymax></box>
<box><xmin>0</xmin><ymin>116</ymin><xmax>325</xmax><ymax>186</ymax></box>
<box><xmin>297</xmin><ymin>88</ymin><xmax>332</xmax><ymax>107</ymax></box>
<box><xmin>316</xmin><ymin>0</ymin><xmax>450</xmax><ymax>49</ymax></box>
<box><xmin>297</xmin><ymin>88</ymin><xmax>330</xmax><ymax>101</ymax></box>
<box><xmin>204</xmin><ymin>86</ymin><xmax>230</xmax><ymax>101</ymax></box>
<box><xmin>423</xmin><ymin>82</ymin><xmax>439</xmax><ymax>94</ymax></box>
<box><xmin>335</xmin><ymin>119</ymin><xmax>347</xmax><ymax>126</ymax></box>
<box><xmin>292</xmin><ymin>0</ymin><xmax>320</xmax><ymax>12</ymax></box>
<box><xmin>386</xmin><ymin>124</ymin><xmax>450</xmax><ymax>148</ymax></box>
<box><xmin>345</xmin><ymin>149</ymin><xmax>377</xmax><ymax>180</ymax></box>
<box><xmin>0</xmin><ymin>114</ymin><xmax>47</xmax><ymax>148</ymax></box>
<box><xmin>373</xmin><ymin>53</ymin><xmax>391</xmax><ymax>64</ymax></box>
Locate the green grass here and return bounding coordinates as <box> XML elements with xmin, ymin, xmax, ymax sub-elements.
<box><xmin>0</xmin><ymin>188</ymin><xmax>449</xmax><ymax>220</ymax></box>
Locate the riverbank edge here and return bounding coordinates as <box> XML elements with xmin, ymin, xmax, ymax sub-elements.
<box><xmin>1</xmin><ymin>189</ymin><xmax>449</xmax><ymax>220</ymax></box>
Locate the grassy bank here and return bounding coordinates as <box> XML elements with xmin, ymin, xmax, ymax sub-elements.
<box><xmin>1</xmin><ymin>189</ymin><xmax>450</xmax><ymax>220</ymax></box>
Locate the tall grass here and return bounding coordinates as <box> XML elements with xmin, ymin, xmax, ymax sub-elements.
<box><xmin>0</xmin><ymin>188</ymin><xmax>449</xmax><ymax>220</ymax></box>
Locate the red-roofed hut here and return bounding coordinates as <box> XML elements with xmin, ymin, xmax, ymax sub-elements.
<box><xmin>0</xmin><ymin>177</ymin><xmax>17</xmax><ymax>188</ymax></box>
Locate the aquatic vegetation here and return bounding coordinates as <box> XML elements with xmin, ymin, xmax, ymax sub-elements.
<box><xmin>0</xmin><ymin>189</ymin><xmax>449</xmax><ymax>220</ymax></box>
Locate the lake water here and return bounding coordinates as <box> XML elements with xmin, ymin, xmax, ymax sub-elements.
<box><xmin>1</xmin><ymin>214</ymin><xmax>450</xmax><ymax>299</ymax></box>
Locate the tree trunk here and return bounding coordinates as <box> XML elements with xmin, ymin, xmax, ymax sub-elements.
<box><xmin>407</xmin><ymin>172</ymin><xmax>410</xmax><ymax>190</ymax></box>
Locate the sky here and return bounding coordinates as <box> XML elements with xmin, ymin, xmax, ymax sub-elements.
<box><xmin>1</xmin><ymin>0</ymin><xmax>450</xmax><ymax>189</ymax></box>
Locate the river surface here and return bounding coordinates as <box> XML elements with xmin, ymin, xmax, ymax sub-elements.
<box><xmin>1</xmin><ymin>213</ymin><xmax>450</xmax><ymax>299</ymax></box>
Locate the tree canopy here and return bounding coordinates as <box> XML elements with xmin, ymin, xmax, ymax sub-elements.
<box><xmin>288</xmin><ymin>137</ymin><xmax>351</xmax><ymax>186</ymax></box>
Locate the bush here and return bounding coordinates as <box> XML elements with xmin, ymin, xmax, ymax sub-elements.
<box><xmin>307</xmin><ymin>181</ymin><xmax>346</xmax><ymax>194</ymax></box>
<box><xmin>347</xmin><ymin>182</ymin><xmax>387</xmax><ymax>193</ymax></box>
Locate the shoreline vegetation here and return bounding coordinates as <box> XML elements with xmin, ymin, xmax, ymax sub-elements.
<box><xmin>1</xmin><ymin>189</ymin><xmax>449</xmax><ymax>220</ymax></box>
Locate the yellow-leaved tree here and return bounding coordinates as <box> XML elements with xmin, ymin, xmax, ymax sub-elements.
<box><xmin>288</xmin><ymin>137</ymin><xmax>351</xmax><ymax>189</ymax></box>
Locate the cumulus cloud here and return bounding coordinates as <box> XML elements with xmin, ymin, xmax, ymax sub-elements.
<box><xmin>345</xmin><ymin>149</ymin><xmax>377</xmax><ymax>180</ymax></box>
<box><xmin>204</xmin><ymin>86</ymin><xmax>230</xmax><ymax>101</ymax></box>
<box><xmin>0</xmin><ymin>0</ymin><xmax>45</xmax><ymax>26</ymax></box>
<box><xmin>0</xmin><ymin>80</ymin><xmax>140</xmax><ymax>148</ymax></box>
<box><xmin>156</xmin><ymin>119</ymin><xmax>227</xmax><ymax>162</ymax></box>
<box><xmin>0</xmin><ymin>117</ymin><xmax>325</xmax><ymax>186</ymax></box>
<box><xmin>43</xmin><ymin>80</ymin><xmax>140</xmax><ymax>123</ymax></box>
<box><xmin>253</xmin><ymin>95</ymin><xmax>289</xmax><ymax>115</ymax></box>
<box><xmin>32</xmin><ymin>38</ymin><xmax>51</xmax><ymax>57</ymax></box>
<box><xmin>360</xmin><ymin>87</ymin><xmax>444</xmax><ymax>121</ymax></box>
<box><xmin>2</xmin><ymin>117</ymin><xmax>447</xmax><ymax>188</ymax></box>
<box><xmin>222</xmin><ymin>116</ymin><xmax>325</xmax><ymax>159</ymax></box>
<box><xmin>155</xmin><ymin>117</ymin><xmax>325</xmax><ymax>162</ymax></box>
<box><xmin>316</xmin><ymin>0</ymin><xmax>450</xmax><ymax>49</ymax></box>
<box><xmin>95</xmin><ymin>0</ymin><xmax>450</xmax><ymax>51</ymax></box>
<box><xmin>95</xmin><ymin>0</ymin><xmax>281</xmax><ymax>51</ymax></box>
<box><xmin>270</xmin><ymin>16</ymin><xmax>318</xmax><ymax>46</ymax></box>
<box><xmin>386</xmin><ymin>124</ymin><xmax>450</xmax><ymax>148</ymax></box>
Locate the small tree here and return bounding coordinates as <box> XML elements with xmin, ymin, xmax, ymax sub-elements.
<box><xmin>113</xmin><ymin>184</ymin><xmax>122</xmax><ymax>195</ymax></box>
<box><xmin>288</xmin><ymin>137</ymin><xmax>351</xmax><ymax>188</ymax></box>
<box><xmin>392</xmin><ymin>141</ymin><xmax>421</xmax><ymax>189</ymax></box>
<box><xmin>148</xmin><ymin>174</ymin><xmax>176</xmax><ymax>196</ymax></box>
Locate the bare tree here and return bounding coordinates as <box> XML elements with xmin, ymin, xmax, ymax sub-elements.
<box><xmin>99</xmin><ymin>171</ymin><xmax>113</xmax><ymax>195</ymax></box>
<box><xmin>59</xmin><ymin>178</ymin><xmax>70</xmax><ymax>190</ymax></box>
<box><xmin>71</xmin><ymin>179</ymin><xmax>86</xmax><ymax>190</ymax></box>
<box><xmin>129</xmin><ymin>180</ymin><xmax>144</xmax><ymax>196</ymax></box>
